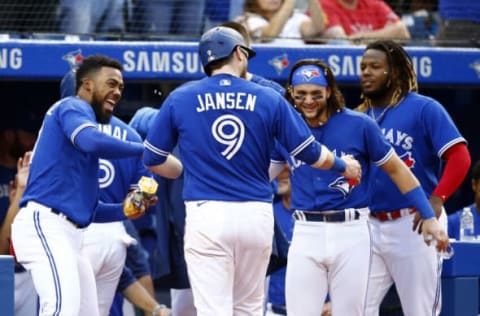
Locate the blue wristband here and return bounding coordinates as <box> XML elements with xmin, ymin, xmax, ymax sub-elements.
<box><xmin>404</xmin><ymin>187</ymin><xmax>435</xmax><ymax>219</ymax></box>
<box><xmin>331</xmin><ymin>156</ymin><xmax>346</xmax><ymax>173</ymax></box>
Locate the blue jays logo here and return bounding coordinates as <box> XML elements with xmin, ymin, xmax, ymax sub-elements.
<box><xmin>62</xmin><ymin>49</ymin><xmax>83</xmax><ymax>69</ymax></box>
<box><xmin>300</xmin><ymin>69</ymin><xmax>320</xmax><ymax>81</ymax></box>
<box><xmin>399</xmin><ymin>151</ymin><xmax>415</xmax><ymax>168</ymax></box>
<box><xmin>470</xmin><ymin>60</ymin><xmax>480</xmax><ymax>78</ymax></box>
<box><xmin>329</xmin><ymin>177</ymin><xmax>356</xmax><ymax>198</ymax></box>
<box><xmin>269</xmin><ymin>53</ymin><xmax>289</xmax><ymax>75</ymax></box>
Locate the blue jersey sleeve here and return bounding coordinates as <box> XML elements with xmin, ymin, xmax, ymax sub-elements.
<box><xmin>143</xmin><ymin>99</ymin><xmax>178</xmax><ymax>167</ymax></box>
<box><xmin>421</xmin><ymin>97</ymin><xmax>466</xmax><ymax>156</ymax></box>
<box><xmin>92</xmin><ymin>201</ymin><xmax>126</xmax><ymax>222</ymax></box>
<box><xmin>117</xmin><ymin>266</ymin><xmax>136</xmax><ymax>292</ymax></box>
<box><xmin>75</xmin><ymin>127</ymin><xmax>144</xmax><ymax>159</ymax></box>
<box><xmin>56</xmin><ymin>98</ymin><xmax>97</xmax><ymax>141</ymax></box>
<box><xmin>124</xmin><ymin>220</ymin><xmax>152</xmax><ymax>278</ymax></box>
<box><xmin>274</xmin><ymin>99</ymin><xmax>319</xmax><ymax>165</ymax></box>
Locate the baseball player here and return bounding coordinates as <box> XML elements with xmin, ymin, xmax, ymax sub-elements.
<box><xmin>357</xmin><ymin>40</ymin><xmax>470</xmax><ymax>315</ymax></box>
<box><xmin>10</xmin><ymin>55</ymin><xmax>147</xmax><ymax>316</ymax></box>
<box><xmin>130</xmin><ymin>22</ymin><xmax>288</xmax><ymax>316</ymax></box>
<box><xmin>270</xmin><ymin>59</ymin><xmax>450</xmax><ymax>316</ymax></box>
<box><xmin>142</xmin><ymin>26</ymin><xmax>361</xmax><ymax>316</ymax></box>
<box><xmin>59</xmin><ymin>68</ymin><xmax>162</xmax><ymax>316</ymax></box>
<box><xmin>0</xmin><ymin>151</ymin><xmax>38</xmax><ymax>316</ymax></box>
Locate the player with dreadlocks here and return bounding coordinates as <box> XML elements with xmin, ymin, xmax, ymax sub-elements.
<box><xmin>357</xmin><ymin>40</ymin><xmax>471</xmax><ymax>315</ymax></box>
<box><xmin>270</xmin><ymin>58</ymin><xmax>449</xmax><ymax>316</ymax></box>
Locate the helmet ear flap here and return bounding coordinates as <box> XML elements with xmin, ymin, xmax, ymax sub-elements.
<box><xmin>199</xmin><ymin>26</ymin><xmax>256</xmax><ymax>72</ymax></box>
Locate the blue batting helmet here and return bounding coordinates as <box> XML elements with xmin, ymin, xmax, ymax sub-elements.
<box><xmin>198</xmin><ymin>26</ymin><xmax>256</xmax><ymax>72</ymax></box>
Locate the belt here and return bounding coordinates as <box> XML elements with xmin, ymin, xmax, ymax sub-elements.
<box><xmin>293</xmin><ymin>209</ymin><xmax>361</xmax><ymax>222</ymax></box>
<box><xmin>51</xmin><ymin>208</ymin><xmax>85</xmax><ymax>228</ymax></box>
<box><xmin>271</xmin><ymin>304</ymin><xmax>287</xmax><ymax>315</ymax></box>
<box><xmin>370</xmin><ymin>207</ymin><xmax>416</xmax><ymax>222</ymax></box>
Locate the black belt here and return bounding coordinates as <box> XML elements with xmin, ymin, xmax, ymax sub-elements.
<box><xmin>294</xmin><ymin>210</ymin><xmax>360</xmax><ymax>222</ymax></box>
<box><xmin>271</xmin><ymin>305</ymin><xmax>287</xmax><ymax>315</ymax></box>
<box><xmin>51</xmin><ymin>208</ymin><xmax>85</xmax><ymax>228</ymax></box>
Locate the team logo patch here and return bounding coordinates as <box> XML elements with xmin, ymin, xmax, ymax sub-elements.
<box><xmin>62</xmin><ymin>49</ymin><xmax>83</xmax><ymax>69</ymax></box>
<box><xmin>300</xmin><ymin>69</ymin><xmax>321</xmax><ymax>81</ymax></box>
<box><xmin>470</xmin><ymin>60</ymin><xmax>480</xmax><ymax>78</ymax></box>
<box><xmin>399</xmin><ymin>151</ymin><xmax>415</xmax><ymax>168</ymax></box>
<box><xmin>219</xmin><ymin>79</ymin><xmax>231</xmax><ymax>86</ymax></box>
<box><xmin>269</xmin><ymin>53</ymin><xmax>289</xmax><ymax>75</ymax></box>
<box><xmin>328</xmin><ymin>176</ymin><xmax>356</xmax><ymax>198</ymax></box>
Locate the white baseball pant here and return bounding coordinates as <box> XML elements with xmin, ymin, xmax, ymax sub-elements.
<box><xmin>365</xmin><ymin>210</ymin><xmax>447</xmax><ymax>316</ymax></box>
<box><xmin>184</xmin><ymin>200</ymin><xmax>273</xmax><ymax>316</ymax></box>
<box><xmin>285</xmin><ymin>210</ymin><xmax>371</xmax><ymax>316</ymax></box>
<box><xmin>82</xmin><ymin>221</ymin><xmax>132</xmax><ymax>316</ymax></box>
<box><xmin>11</xmin><ymin>201</ymin><xmax>100</xmax><ymax>316</ymax></box>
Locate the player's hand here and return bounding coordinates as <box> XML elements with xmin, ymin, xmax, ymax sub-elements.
<box><xmin>152</xmin><ymin>304</ymin><xmax>171</xmax><ymax>316</ymax></box>
<box><xmin>421</xmin><ymin>217</ymin><xmax>450</xmax><ymax>253</ymax></box>
<box><xmin>341</xmin><ymin>155</ymin><xmax>362</xmax><ymax>185</ymax></box>
<box><xmin>8</xmin><ymin>151</ymin><xmax>32</xmax><ymax>203</ymax></box>
<box><xmin>122</xmin><ymin>191</ymin><xmax>146</xmax><ymax>220</ymax></box>
<box><xmin>412</xmin><ymin>195</ymin><xmax>443</xmax><ymax>234</ymax></box>
<box><xmin>321</xmin><ymin>301</ymin><xmax>332</xmax><ymax>316</ymax></box>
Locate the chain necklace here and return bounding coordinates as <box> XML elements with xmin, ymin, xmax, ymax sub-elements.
<box><xmin>369</xmin><ymin>105</ymin><xmax>392</xmax><ymax>124</ymax></box>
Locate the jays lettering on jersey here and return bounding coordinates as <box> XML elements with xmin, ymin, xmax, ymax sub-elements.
<box><xmin>20</xmin><ymin>96</ymin><xmax>100</xmax><ymax>226</ymax></box>
<box><xmin>143</xmin><ymin>74</ymin><xmax>319</xmax><ymax>202</ymax></box>
<box><xmin>1</xmin><ymin>39</ymin><xmax>480</xmax><ymax>84</ymax></box>
<box><xmin>366</xmin><ymin>92</ymin><xmax>466</xmax><ymax>212</ymax></box>
<box><xmin>273</xmin><ymin>109</ymin><xmax>394</xmax><ymax>211</ymax></box>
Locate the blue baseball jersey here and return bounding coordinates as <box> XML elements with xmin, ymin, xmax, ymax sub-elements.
<box><xmin>274</xmin><ymin>109</ymin><xmax>394</xmax><ymax>210</ymax></box>
<box><xmin>97</xmin><ymin>116</ymin><xmax>150</xmax><ymax>203</ymax></box>
<box><xmin>250</xmin><ymin>73</ymin><xmax>286</xmax><ymax>96</ymax></box>
<box><xmin>144</xmin><ymin>73</ymin><xmax>319</xmax><ymax>202</ymax></box>
<box><xmin>366</xmin><ymin>92</ymin><xmax>466</xmax><ymax>212</ymax></box>
<box><xmin>20</xmin><ymin>97</ymin><xmax>140</xmax><ymax>226</ymax></box>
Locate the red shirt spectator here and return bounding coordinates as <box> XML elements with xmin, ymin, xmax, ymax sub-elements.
<box><xmin>320</xmin><ymin>0</ymin><xmax>410</xmax><ymax>42</ymax></box>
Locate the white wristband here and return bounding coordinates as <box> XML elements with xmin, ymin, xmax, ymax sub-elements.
<box><xmin>152</xmin><ymin>304</ymin><xmax>167</xmax><ymax>316</ymax></box>
<box><xmin>316</xmin><ymin>144</ymin><xmax>329</xmax><ymax>166</ymax></box>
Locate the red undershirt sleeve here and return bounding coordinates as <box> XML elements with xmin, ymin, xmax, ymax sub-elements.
<box><xmin>431</xmin><ymin>142</ymin><xmax>471</xmax><ymax>202</ymax></box>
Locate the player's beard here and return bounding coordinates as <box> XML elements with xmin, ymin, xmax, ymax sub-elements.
<box><xmin>362</xmin><ymin>78</ymin><xmax>390</xmax><ymax>101</ymax></box>
<box><xmin>91</xmin><ymin>94</ymin><xmax>112</xmax><ymax>124</ymax></box>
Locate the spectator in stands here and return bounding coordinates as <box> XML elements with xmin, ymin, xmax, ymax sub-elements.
<box><xmin>320</xmin><ymin>0</ymin><xmax>411</xmax><ymax>43</ymax></box>
<box><xmin>234</xmin><ymin>0</ymin><xmax>327</xmax><ymax>45</ymax></box>
<box><xmin>0</xmin><ymin>0</ymin><xmax>57</xmax><ymax>33</ymax></box>
<box><xmin>435</xmin><ymin>0</ymin><xmax>480</xmax><ymax>47</ymax></box>
<box><xmin>58</xmin><ymin>0</ymin><xmax>128</xmax><ymax>35</ymax></box>
<box><xmin>130</xmin><ymin>0</ymin><xmax>206</xmax><ymax>38</ymax></box>
<box><xmin>448</xmin><ymin>160</ymin><xmax>480</xmax><ymax>240</ymax></box>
